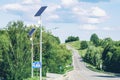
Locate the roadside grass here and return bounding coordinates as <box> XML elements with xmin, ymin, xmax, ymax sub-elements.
<box><xmin>23</xmin><ymin>77</ymin><xmax>39</xmax><ymax>80</ymax></box>
<box><xmin>85</xmin><ymin>62</ymin><xmax>104</xmax><ymax>73</ymax></box>
<box><xmin>85</xmin><ymin>62</ymin><xmax>120</xmax><ymax>76</ymax></box>
<box><xmin>24</xmin><ymin>66</ymin><xmax>73</xmax><ymax>80</ymax></box>
<box><xmin>67</xmin><ymin>41</ymin><xmax>80</xmax><ymax>50</ymax></box>
<box><xmin>78</xmin><ymin>49</ymin><xmax>86</xmax><ymax>58</ymax></box>
<box><xmin>56</xmin><ymin>65</ymin><xmax>73</xmax><ymax>74</ymax></box>
<box><xmin>24</xmin><ymin>43</ymin><xmax>74</xmax><ymax>80</ymax></box>
<box><xmin>24</xmin><ymin>77</ymin><xmax>47</xmax><ymax>80</ymax></box>
<box><xmin>63</xmin><ymin>66</ymin><xmax>73</xmax><ymax>77</ymax></box>
<box><xmin>65</xmin><ymin>66</ymin><xmax>73</xmax><ymax>73</ymax></box>
<box><xmin>67</xmin><ymin>41</ymin><xmax>86</xmax><ymax>57</ymax></box>
<box><xmin>23</xmin><ymin>56</ymin><xmax>73</xmax><ymax>80</ymax></box>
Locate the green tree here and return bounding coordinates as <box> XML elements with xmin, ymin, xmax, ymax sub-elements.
<box><xmin>0</xmin><ymin>21</ymin><xmax>31</xmax><ymax>80</ymax></box>
<box><xmin>41</xmin><ymin>31</ymin><xmax>72</xmax><ymax>75</ymax></box>
<box><xmin>100</xmin><ymin>37</ymin><xmax>113</xmax><ymax>48</ymax></box>
<box><xmin>65</xmin><ymin>36</ymin><xmax>79</xmax><ymax>43</ymax></box>
<box><xmin>0</xmin><ymin>30</ymin><xmax>10</xmax><ymax>79</ymax></box>
<box><xmin>110</xmin><ymin>47</ymin><xmax>120</xmax><ymax>73</ymax></box>
<box><xmin>90</xmin><ymin>33</ymin><xmax>99</xmax><ymax>46</ymax></box>
<box><xmin>0</xmin><ymin>21</ymin><xmax>72</xmax><ymax>79</ymax></box>
<box><xmin>103</xmin><ymin>52</ymin><xmax>113</xmax><ymax>71</ymax></box>
<box><xmin>84</xmin><ymin>46</ymin><xmax>103</xmax><ymax>70</ymax></box>
<box><xmin>103</xmin><ymin>46</ymin><xmax>120</xmax><ymax>73</ymax></box>
<box><xmin>80</xmin><ymin>41</ymin><xmax>88</xmax><ymax>49</ymax></box>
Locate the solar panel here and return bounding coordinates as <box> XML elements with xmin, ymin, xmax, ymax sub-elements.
<box><xmin>34</xmin><ymin>6</ymin><xmax>47</xmax><ymax>16</ymax></box>
<box><xmin>28</xmin><ymin>28</ymin><xmax>36</xmax><ymax>37</ymax></box>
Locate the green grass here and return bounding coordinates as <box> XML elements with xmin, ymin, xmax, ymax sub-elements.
<box><xmin>67</xmin><ymin>41</ymin><xmax>87</xmax><ymax>57</ymax></box>
<box><xmin>23</xmin><ymin>77</ymin><xmax>39</xmax><ymax>80</ymax></box>
<box><xmin>65</xmin><ymin>66</ymin><xmax>73</xmax><ymax>73</ymax></box>
<box><xmin>85</xmin><ymin>62</ymin><xmax>103</xmax><ymax>72</ymax></box>
<box><xmin>85</xmin><ymin>62</ymin><xmax>118</xmax><ymax>76</ymax></box>
<box><xmin>67</xmin><ymin>41</ymin><xmax>80</xmax><ymax>50</ymax></box>
<box><xmin>24</xmin><ymin>66</ymin><xmax>73</xmax><ymax>80</ymax></box>
<box><xmin>23</xmin><ymin>77</ymin><xmax>46</xmax><ymax>80</ymax></box>
<box><xmin>78</xmin><ymin>49</ymin><xmax>87</xmax><ymax>57</ymax></box>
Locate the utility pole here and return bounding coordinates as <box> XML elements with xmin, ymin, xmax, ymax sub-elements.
<box><xmin>29</xmin><ymin>28</ymin><xmax>36</xmax><ymax>78</ymax></box>
<box><xmin>34</xmin><ymin>6</ymin><xmax>47</xmax><ymax>80</ymax></box>
<box><xmin>31</xmin><ymin>37</ymin><xmax>34</xmax><ymax>77</ymax></box>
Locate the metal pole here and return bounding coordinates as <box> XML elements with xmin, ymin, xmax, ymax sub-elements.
<box><xmin>39</xmin><ymin>16</ymin><xmax>42</xmax><ymax>80</ymax></box>
<box><xmin>31</xmin><ymin>37</ymin><xmax>34</xmax><ymax>77</ymax></box>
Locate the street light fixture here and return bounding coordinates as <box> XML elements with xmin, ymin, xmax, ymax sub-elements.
<box><xmin>34</xmin><ymin>6</ymin><xmax>47</xmax><ymax>80</ymax></box>
<box><xmin>28</xmin><ymin>28</ymin><xmax>36</xmax><ymax>77</ymax></box>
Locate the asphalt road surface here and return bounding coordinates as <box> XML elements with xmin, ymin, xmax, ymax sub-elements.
<box><xmin>64</xmin><ymin>45</ymin><xmax>120</xmax><ymax>80</ymax></box>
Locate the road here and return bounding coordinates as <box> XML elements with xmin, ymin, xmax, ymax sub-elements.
<box><xmin>64</xmin><ymin>45</ymin><xmax>120</xmax><ymax>80</ymax></box>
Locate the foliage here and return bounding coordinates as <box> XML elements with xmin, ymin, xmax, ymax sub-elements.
<box><xmin>23</xmin><ymin>77</ymin><xmax>39</xmax><ymax>80</ymax></box>
<box><xmin>86</xmin><ymin>36</ymin><xmax>120</xmax><ymax>73</ymax></box>
<box><xmin>84</xmin><ymin>46</ymin><xmax>103</xmax><ymax>70</ymax></box>
<box><xmin>67</xmin><ymin>41</ymin><xmax>80</xmax><ymax>50</ymax></box>
<box><xmin>0</xmin><ymin>21</ymin><xmax>72</xmax><ymax>80</ymax></box>
<box><xmin>90</xmin><ymin>33</ymin><xmax>99</xmax><ymax>46</ymax></box>
<box><xmin>99</xmin><ymin>37</ymin><xmax>113</xmax><ymax>48</ymax></box>
<box><xmin>32</xmin><ymin>29</ymin><xmax>72</xmax><ymax>76</ymax></box>
<box><xmin>102</xmin><ymin>45</ymin><xmax>120</xmax><ymax>73</ymax></box>
<box><xmin>69</xmin><ymin>33</ymin><xmax>120</xmax><ymax>73</ymax></box>
<box><xmin>65</xmin><ymin>36</ymin><xmax>79</xmax><ymax>43</ymax></box>
<box><xmin>0</xmin><ymin>21</ymin><xmax>31</xmax><ymax>80</ymax></box>
<box><xmin>80</xmin><ymin>41</ymin><xmax>88</xmax><ymax>49</ymax></box>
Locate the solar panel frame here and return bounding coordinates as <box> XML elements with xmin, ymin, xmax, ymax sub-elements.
<box><xmin>34</xmin><ymin>6</ymin><xmax>47</xmax><ymax>17</ymax></box>
<box><xmin>28</xmin><ymin>28</ymin><xmax>36</xmax><ymax>37</ymax></box>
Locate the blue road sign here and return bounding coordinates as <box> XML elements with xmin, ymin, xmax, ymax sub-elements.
<box><xmin>32</xmin><ymin>62</ymin><xmax>42</xmax><ymax>68</ymax></box>
<box><xmin>34</xmin><ymin>6</ymin><xmax>47</xmax><ymax>17</ymax></box>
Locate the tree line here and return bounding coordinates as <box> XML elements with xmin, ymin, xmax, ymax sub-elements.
<box><xmin>0</xmin><ymin>21</ymin><xmax>72</xmax><ymax>80</ymax></box>
<box><xmin>83</xmin><ymin>33</ymin><xmax>120</xmax><ymax>73</ymax></box>
<box><xmin>66</xmin><ymin>33</ymin><xmax>120</xmax><ymax>73</ymax></box>
<box><xmin>65</xmin><ymin>36</ymin><xmax>79</xmax><ymax>43</ymax></box>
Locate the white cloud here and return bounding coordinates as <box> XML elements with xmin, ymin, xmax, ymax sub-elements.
<box><xmin>79</xmin><ymin>24</ymin><xmax>98</xmax><ymax>30</ymax></box>
<box><xmin>79</xmin><ymin>24</ymin><xmax>120</xmax><ymax>31</ymax></box>
<box><xmin>46</xmin><ymin>14</ymin><xmax>59</xmax><ymax>20</ymax></box>
<box><xmin>102</xmin><ymin>26</ymin><xmax>120</xmax><ymax>31</ymax></box>
<box><xmin>72</xmin><ymin>7</ymin><xmax>87</xmax><ymax>16</ymax></box>
<box><xmin>1</xmin><ymin>0</ymin><xmax>41</xmax><ymax>12</ymax></box>
<box><xmin>46</xmin><ymin>4</ymin><xmax>61</xmax><ymax>13</ymax></box>
<box><xmin>44</xmin><ymin>4</ymin><xmax>61</xmax><ymax>21</ymax></box>
<box><xmin>90</xmin><ymin>7</ymin><xmax>107</xmax><ymax>17</ymax></box>
<box><xmin>102</xmin><ymin>27</ymin><xmax>112</xmax><ymax>31</ymax></box>
<box><xmin>0</xmin><ymin>0</ymin><xmax>109</xmax><ymax>25</ymax></box>
<box><xmin>61</xmin><ymin>0</ymin><xmax>78</xmax><ymax>7</ymax></box>
<box><xmin>0</xmin><ymin>3</ymin><xmax>39</xmax><ymax>21</ymax></box>
<box><xmin>22</xmin><ymin>0</ymin><xmax>33</xmax><ymax>4</ymax></box>
<box><xmin>0</xmin><ymin>1</ymin><xmax>61</xmax><ymax>23</ymax></box>
<box><xmin>85</xmin><ymin>17</ymin><xmax>100</xmax><ymax>24</ymax></box>
<box><xmin>72</xmin><ymin>6</ymin><xmax>108</xmax><ymax>24</ymax></box>
<box><xmin>22</xmin><ymin>0</ymin><xmax>40</xmax><ymax>5</ymax></box>
<box><xmin>1</xmin><ymin>3</ymin><xmax>26</xmax><ymax>12</ymax></box>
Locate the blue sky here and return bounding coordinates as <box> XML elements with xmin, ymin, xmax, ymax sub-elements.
<box><xmin>0</xmin><ymin>0</ymin><xmax>120</xmax><ymax>43</ymax></box>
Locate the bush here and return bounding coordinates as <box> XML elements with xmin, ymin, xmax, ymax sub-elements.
<box><xmin>80</xmin><ymin>41</ymin><xmax>88</xmax><ymax>49</ymax></box>
<box><xmin>65</xmin><ymin>36</ymin><xmax>79</xmax><ymax>43</ymax></box>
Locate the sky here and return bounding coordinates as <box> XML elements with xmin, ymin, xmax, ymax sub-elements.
<box><xmin>0</xmin><ymin>0</ymin><xmax>120</xmax><ymax>43</ymax></box>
